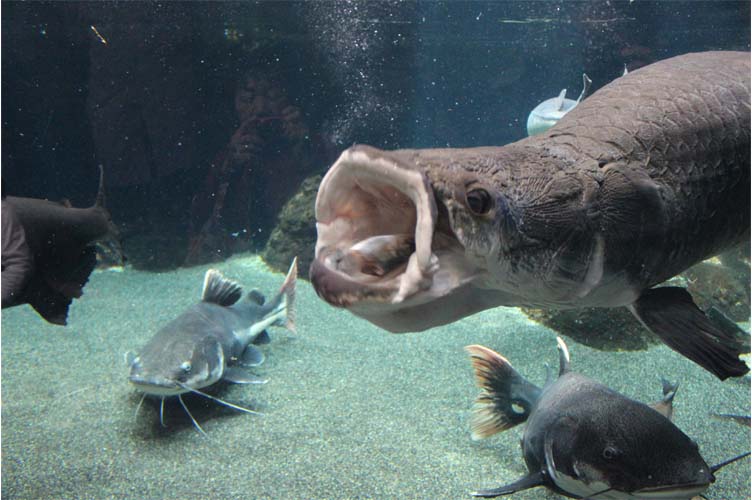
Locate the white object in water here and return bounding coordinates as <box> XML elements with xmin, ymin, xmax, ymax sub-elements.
<box><xmin>526</xmin><ymin>73</ymin><xmax>592</xmax><ymax>136</ymax></box>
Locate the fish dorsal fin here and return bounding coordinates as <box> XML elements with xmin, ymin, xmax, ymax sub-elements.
<box><xmin>202</xmin><ymin>269</ymin><xmax>243</xmax><ymax>306</ymax></box>
<box><xmin>556</xmin><ymin>336</ymin><xmax>571</xmax><ymax>375</ymax></box>
<box><xmin>649</xmin><ymin>378</ymin><xmax>678</xmax><ymax>420</ymax></box>
<box><xmin>246</xmin><ymin>289</ymin><xmax>266</xmax><ymax>305</ymax></box>
<box><xmin>576</xmin><ymin>73</ymin><xmax>592</xmax><ymax>103</ymax></box>
<box><xmin>554</xmin><ymin>88</ymin><xmax>567</xmax><ymax>110</ymax></box>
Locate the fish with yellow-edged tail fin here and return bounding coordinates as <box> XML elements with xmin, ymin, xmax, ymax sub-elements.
<box><xmin>465</xmin><ymin>337</ymin><xmax>750</xmax><ymax>499</ymax></box>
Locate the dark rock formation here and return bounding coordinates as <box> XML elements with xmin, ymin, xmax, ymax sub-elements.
<box><xmin>262</xmin><ymin>175</ymin><xmax>321</xmax><ymax>275</ymax></box>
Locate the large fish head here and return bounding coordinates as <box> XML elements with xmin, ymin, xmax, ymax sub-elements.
<box><xmin>128</xmin><ymin>337</ymin><xmax>226</xmax><ymax>396</ymax></box>
<box><xmin>310</xmin><ymin>144</ymin><xmax>595</xmax><ymax>332</ymax></box>
<box><xmin>540</xmin><ymin>413</ymin><xmax>714</xmax><ymax>499</ymax></box>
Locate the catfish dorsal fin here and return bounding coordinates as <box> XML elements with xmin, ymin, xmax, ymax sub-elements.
<box><xmin>202</xmin><ymin>269</ymin><xmax>243</xmax><ymax>306</ymax></box>
<box><xmin>556</xmin><ymin>336</ymin><xmax>571</xmax><ymax>375</ymax></box>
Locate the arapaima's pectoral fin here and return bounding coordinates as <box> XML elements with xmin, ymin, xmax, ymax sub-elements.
<box><xmin>629</xmin><ymin>287</ymin><xmax>749</xmax><ymax>380</ymax></box>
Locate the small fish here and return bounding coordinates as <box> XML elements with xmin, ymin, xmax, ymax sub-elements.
<box><xmin>465</xmin><ymin>338</ymin><xmax>749</xmax><ymax>499</ymax></box>
<box><xmin>526</xmin><ymin>73</ymin><xmax>592</xmax><ymax>136</ymax></box>
<box><xmin>128</xmin><ymin>258</ymin><xmax>297</xmax><ymax>434</ymax></box>
<box><xmin>2</xmin><ymin>166</ymin><xmax>119</xmax><ymax>325</ymax></box>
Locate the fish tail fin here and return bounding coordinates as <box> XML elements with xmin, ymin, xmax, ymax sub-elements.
<box><xmin>267</xmin><ymin>257</ymin><xmax>298</xmax><ymax>333</ymax></box>
<box><xmin>465</xmin><ymin>345</ymin><xmax>542</xmax><ymax>440</ymax></box>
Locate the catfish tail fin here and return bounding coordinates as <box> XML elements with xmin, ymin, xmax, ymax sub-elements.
<box><xmin>465</xmin><ymin>345</ymin><xmax>542</xmax><ymax>440</ymax></box>
<box><xmin>265</xmin><ymin>257</ymin><xmax>297</xmax><ymax>333</ymax></box>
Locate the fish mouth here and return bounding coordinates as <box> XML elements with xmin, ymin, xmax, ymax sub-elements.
<box><xmin>631</xmin><ymin>482</ymin><xmax>711</xmax><ymax>498</ymax></box>
<box><xmin>310</xmin><ymin>145</ymin><xmax>481</xmax><ymax>332</ymax></box>
<box><xmin>128</xmin><ymin>374</ymin><xmax>186</xmax><ymax>396</ymax></box>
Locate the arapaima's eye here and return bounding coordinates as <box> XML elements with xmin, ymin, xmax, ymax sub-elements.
<box><xmin>466</xmin><ymin>188</ymin><xmax>493</xmax><ymax>215</ymax></box>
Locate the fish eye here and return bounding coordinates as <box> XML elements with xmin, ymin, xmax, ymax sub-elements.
<box><xmin>602</xmin><ymin>446</ymin><xmax>620</xmax><ymax>460</ymax></box>
<box><xmin>180</xmin><ymin>361</ymin><xmax>192</xmax><ymax>372</ymax></box>
<box><xmin>466</xmin><ymin>188</ymin><xmax>493</xmax><ymax>215</ymax></box>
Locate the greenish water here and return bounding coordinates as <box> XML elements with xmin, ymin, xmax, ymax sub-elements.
<box><xmin>2</xmin><ymin>255</ymin><xmax>749</xmax><ymax>499</ymax></box>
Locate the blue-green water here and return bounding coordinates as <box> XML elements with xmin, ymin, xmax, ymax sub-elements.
<box><xmin>2</xmin><ymin>256</ymin><xmax>749</xmax><ymax>499</ymax></box>
<box><xmin>2</xmin><ymin>1</ymin><xmax>750</xmax><ymax>499</ymax></box>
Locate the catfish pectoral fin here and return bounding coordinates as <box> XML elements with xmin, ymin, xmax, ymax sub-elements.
<box><xmin>629</xmin><ymin>287</ymin><xmax>749</xmax><ymax>380</ymax></box>
<box><xmin>470</xmin><ymin>471</ymin><xmax>546</xmax><ymax>497</ymax></box>
<box><xmin>223</xmin><ymin>367</ymin><xmax>267</xmax><ymax>384</ymax></box>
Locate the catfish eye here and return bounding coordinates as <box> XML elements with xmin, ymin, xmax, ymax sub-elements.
<box><xmin>466</xmin><ymin>188</ymin><xmax>493</xmax><ymax>215</ymax></box>
<box><xmin>180</xmin><ymin>361</ymin><xmax>192</xmax><ymax>372</ymax></box>
<box><xmin>602</xmin><ymin>446</ymin><xmax>620</xmax><ymax>460</ymax></box>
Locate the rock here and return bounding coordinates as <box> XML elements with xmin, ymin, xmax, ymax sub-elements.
<box><xmin>523</xmin><ymin>306</ymin><xmax>658</xmax><ymax>351</ymax></box>
<box><xmin>262</xmin><ymin>175</ymin><xmax>321</xmax><ymax>276</ymax></box>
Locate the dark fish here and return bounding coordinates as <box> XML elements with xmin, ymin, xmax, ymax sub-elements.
<box><xmin>1</xmin><ymin>167</ymin><xmax>119</xmax><ymax>325</ymax></box>
<box><xmin>310</xmin><ymin>51</ymin><xmax>750</xmax><ymax>379</ymax></box>
<box><xmin>465</xmin><ymin>338</ymin><xmax>750</xmax><ymax>499</ymax></box>
<box><xmin>128</xmin><ymin>258</ymin><xmax>297</xmax><ymax>434</ymax></box>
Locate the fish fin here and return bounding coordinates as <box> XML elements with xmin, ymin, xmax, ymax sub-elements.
<box><xmin>252</xmin><ymin>330</ymin><xmax>271</xmax><ymax>345</ymax></box>
<box><xmin>555</xmin><ymin>336</ymin><xmax>571</xmax><ymax>375</ymax></box>
<box><xmin>649</xmin><ymin>378</ymin><xmax>678</xmax><ymax>420</ymax></box>
<box><xmin>629</xmin><ymin>287</ymin><xmax>749</xmax><ymax>380</ymax></box>
<box><xmin>470</xmin><ymin>471</ymin><xmax>545</xmax><ymax>497</ymax></box>
<box><xmin>202</xmin><ymin>269</ymin><xmax>243</xmax><ymax>306</ymax></box>
<box><xmin>25</xmin><ymin>245</ymin><xmax>99</xmax><ymax>325</ymax></box>
<box><xmin>465</xmin><ymin>345</ymin><xmax>542</xmax><ymax>439</ymax></box>
<box><xmin>706</xmin><ymin>306</ymin><xmax>750</xmax><ymax>352</ymax></box>
<box><xmin>125</xmin><ymin>350</ymin><xmax>137</xmax><ymax>366</ymax></box>
<box><xmin>25</xmin><ymin>286</ymin><xmax>71</xmax><ymax>325</ymax></box>
<box><xmin>223</xmin><ymin>366</ymin><xmax>267</xmax><ymax>385</ymax></box>
<box><xmin>238</xmin><ymin>345</ymin><xmax>265</xmax><ymax>367</ymax></box>
<box><xmin>275</xmin><ymin>257</ymin><xmax>297</xmax><ymax>332</ymax></box>
<box><xmin>575</xmin><ymin>73</ymin><xmax>592</xmax><ymax>103</ymax></box>
<box><xmin>554</xmin><ymin>88</ymin><xmax>567</xmax><ymax>110</ymax></box>
<box><xmin>246</xmin><ymin>288</ymin><xmax>266</xmax><ymax>305</ymax></box>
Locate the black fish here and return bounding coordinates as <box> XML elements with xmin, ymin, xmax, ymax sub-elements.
<box><xmin>1</xmin><ymin>167</ymin><xmax>119</xmax><ymax>325</ymax></box>
<box><xmin>465</xmin><ymin>338</ymin><xmax>749</xmax><ymax>499</ymax></box>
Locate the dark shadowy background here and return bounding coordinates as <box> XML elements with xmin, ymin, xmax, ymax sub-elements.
<box><xmin>2</xmin><ymin>1</ymin><xmax>749</xmax><ymax>269</ymax></box>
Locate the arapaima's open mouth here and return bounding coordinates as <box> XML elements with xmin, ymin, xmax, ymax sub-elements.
<box><xmin>309</xmin><ymin>145</ymin><xmax>482</xmax><ymax>332</ymax></box>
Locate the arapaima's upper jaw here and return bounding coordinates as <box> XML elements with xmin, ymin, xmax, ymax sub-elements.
<box><xmin>309</xmin><ymin>145</ymin><xmax>480</xmax><ymax>332</ymax></box>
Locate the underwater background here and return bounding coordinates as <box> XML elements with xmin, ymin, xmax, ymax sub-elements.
<box><xmin>2</xmin><ymin>1</ymin><xmax>750</xmax><ymax>499</ymax></box>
